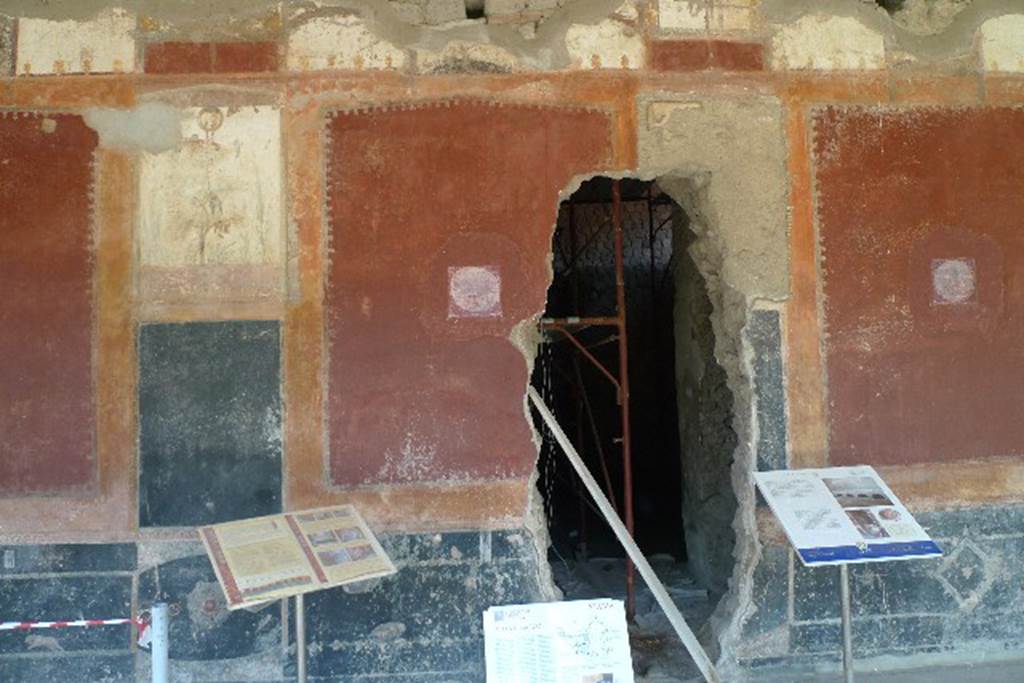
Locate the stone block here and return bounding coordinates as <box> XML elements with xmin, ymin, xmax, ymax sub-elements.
<box><xmin>16</xmin><ymin>8</ymin><xmax>136</xmax><ymax>75</ymax></box>
<box><xmin>979</xmin><ymin>15</ymin><xmax>1024</xmax><ymax>72</ymax></box>
<box><xmin>770</xmin><ymin>14</ymin><xmax>885</xmax><ymax>70</ymax></box>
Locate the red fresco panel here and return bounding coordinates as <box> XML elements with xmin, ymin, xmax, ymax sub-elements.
<box><xmin>0</xmin><ymin>114</ymin><xmax>97</xmax><ymax>492</ymax></box>
<box><xmin>325</xmin><ymin>100</ymin><xmax>612</xmax><ymax>486</ymax></box>
<box><xmin>814</xmin><ymin>106</ymin><xmax>1024</xmax><ymax>466</ymax></box>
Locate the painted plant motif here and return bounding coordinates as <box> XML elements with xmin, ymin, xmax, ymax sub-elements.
<box><xmin>140</xmin><ymin>106</ymin><xmax>281</xmax><ymax>268</ymax></box>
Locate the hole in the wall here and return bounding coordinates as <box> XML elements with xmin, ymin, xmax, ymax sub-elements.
<box><xmin>465</xmin><ymin>0</ymin><xmax>485</xmax><ymax>19</ymax></box>
<box><xmin>875</xmin><ymin>0</ymin><xmax>905</xmax><ymax>13</ymax></box>
<box><xmin>530</xmin><ymin>176</ymin><xmax>737</xmax><ymax>673</ymax></box>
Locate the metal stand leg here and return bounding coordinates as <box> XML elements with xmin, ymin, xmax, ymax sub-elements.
<box><xmin>839</xmin><ymin>564</ymin><xmax>854</xmax><ymax>683</ymax></box>
<box><xmin>151</xmin><ymin>602</ymin><xmax>169</xmax><ymax>683</ymax></box>
<box><xmin>296</xmin><ymin>593</ymin><xmax>307</xmax><ymax>683</ymax></box>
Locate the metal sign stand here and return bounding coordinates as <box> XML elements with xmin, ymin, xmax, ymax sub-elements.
<box><xmin>839</xmin><ymin>564</ymin><xmax>854</xmax><ymax>682</ymax></box>
<box><xmin>296</xmin><ymin>593</ymin><xmax>307</xmax><ymax>683</ymax></box>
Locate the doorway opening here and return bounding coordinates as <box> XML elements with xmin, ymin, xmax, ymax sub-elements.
<box><xmin>531</xmin><ymin>176</ymin><xmax>737</xmax><ymax>674</ymax></box>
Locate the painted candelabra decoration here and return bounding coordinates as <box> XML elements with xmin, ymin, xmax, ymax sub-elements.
<box><xmin>138</xmin><ymin>105</ymin><xmax>284</xmax><ymax>306</ymax></box>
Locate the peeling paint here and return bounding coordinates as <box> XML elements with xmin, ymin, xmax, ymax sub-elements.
<box><xmin>15</xmin><ymin>8</ymin><xmax>136</xmax><ymax>76</ymax></box>
<box><xmin>83</xmin><ymin>103</ymin><xmax>182</xmax><ymax>154</ymax></box>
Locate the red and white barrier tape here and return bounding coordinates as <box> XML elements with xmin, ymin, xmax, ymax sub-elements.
<box><xmin>0</xmin><ymin>615</ymin><xmax>152</xmax><ymax>648</ymax></box>
<box><xmin>0</xmin><ymin>617</ymin><xmax>142</xmax><ymax>631</ymax></box>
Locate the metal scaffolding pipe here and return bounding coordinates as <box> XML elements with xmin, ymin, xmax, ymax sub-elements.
<box><xmin>611</xmin><ymin>180</ymin><xmax>637</xmax><ymax>621</ymax></box>
<box><xmin>528</xmin><ymin>387</ymin><xmax>720</xmax><ymax>683</ymax></box>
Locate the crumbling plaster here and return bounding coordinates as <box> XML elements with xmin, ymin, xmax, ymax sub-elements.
<box><xmin>5</xmin><ymin>0</ymin><xmax>1024</xmax><ymax>75</ymax></box>
<box><xmin>636</xmin><ymin>91</ymin><xmax>789</xmax><ymax>676</ymax></box>
<box><xmin>760</xmin><ymin>0</ymin><xmax>1024</xmax><ymax>68</ymax></box>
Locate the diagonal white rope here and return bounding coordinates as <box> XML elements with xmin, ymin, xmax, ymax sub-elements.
<box><xmin>528</xmin><ymin>386</ymin><xmax>721</xmax><ymax>683</ymax></box>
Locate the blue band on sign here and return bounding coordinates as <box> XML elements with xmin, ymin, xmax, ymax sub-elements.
<box><xmin>798</xmin><ymin>540</ymin><xmax>943</xmax><ymax>565</ymax></box>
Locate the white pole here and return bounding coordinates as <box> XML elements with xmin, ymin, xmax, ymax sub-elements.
<box><xmin>528</xmin><ymin>387</ymin><xmax>721</xmax><ymax>683</ymax></box>
<box><xmin>296</xmin><ymin>593</ymin><xmax>307</xmax><ymax>683</ymax></box>
<box><xmin>151</xmin><ymin>602</ymin><xmax>169</xmax><ymax>683</ymax></box>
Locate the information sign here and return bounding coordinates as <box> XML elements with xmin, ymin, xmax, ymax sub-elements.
<box><xmin>200</xmin><ymin>505</ymin><xmax>395</xmax><ymax>609</ymax></box>
<box><xmin>754</xmin><ymin>466</ymin><xmax>942</xmax><ymax>566</ymax></box>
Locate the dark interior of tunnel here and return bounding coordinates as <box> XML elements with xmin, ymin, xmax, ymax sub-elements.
<box><xmin>532</xmin><ymin>177</ymin><xmax>686</xmax><ymax>560</ymax></box>
<box><xmin>532</xmin><ymin>176</ymin><xmax>739</xmax><ymax>602</ymax></box>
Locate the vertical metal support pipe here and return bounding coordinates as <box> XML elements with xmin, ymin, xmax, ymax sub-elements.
<box><xmin>840</xmin><ymin>563</ymin><xmax>855</xmax><ymax>683</ymax></box>
<box><xmin>296</xmin><ymin>593</ymin><xmax>308</xmax><ymax>683</ymax></box>
<box><xmin>613</xmin><ymin>180</ymin><xmax>636</xmax><ymax>621</ymax></box>
<box><xmin>150</xmin><ymin>602</ymin><xmax>169</xmax><ymax>683</ymax></box>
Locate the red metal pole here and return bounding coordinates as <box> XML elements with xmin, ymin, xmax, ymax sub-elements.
<box><xmin>613</xmin><ymin>180</ymin><xmax>636</xmax><ymax>621</ymax></box>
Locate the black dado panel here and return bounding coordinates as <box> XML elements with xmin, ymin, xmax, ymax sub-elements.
<box><xmin>139</xmin><ymin>321</ymin><xmax>282</xmax><ymax>527</ymax></box>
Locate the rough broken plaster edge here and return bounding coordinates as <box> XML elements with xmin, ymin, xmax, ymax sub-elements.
<box><xmin>2</xmin><ymin>0</ymin><xmax>1023</xmax><ymax>74</ymax></box>
<box><xmin>652</xmin><ymin>173</ymin><xmax>757</xmax><ymax>676</ymax></box>
<box><xmin>627</xmin><ymin>85</ymin><xmax>789</xmax><ymax>668</ymax></box>
<box><xmin>760</xmin><ymin>0</ymin><xmax>1024</xmax><ymax>67</ymax></box>
<box><xmin>276</xmin><ymin>0</ymin><xmax>630</xmax><ymax>73</ymax></box>
<box><xmin>521</xmin><ymin>164</ymin><xmax>761</xmax><ymax>672</ymax></box>
<box><xmin>524</xmin><ymin>466</ymin><xmax>562</xmax><ymax>602</ymax></box>
<box><xmin>511</xmin><ymin>167</ymin><xmax>630</xmax><ymax>604</ymax></box>
<box><xmin>0</xmin><ymin>110</ymin><xmax>103</xmax><ymax>501</ymax></box>
<box><xmin>630</xmin><ymin>93</ymin><xmax>791</xmax><ymax>659</ymax></box>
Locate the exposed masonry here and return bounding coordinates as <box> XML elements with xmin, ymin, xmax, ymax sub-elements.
<box><xmin>1</xmin><ymin>0</ymin><xmax>1024</xmax><ymax>75</ymax></box>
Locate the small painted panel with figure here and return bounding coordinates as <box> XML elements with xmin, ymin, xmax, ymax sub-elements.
<box><xmin>138</xmin><ymin>105</ymin><xmax>284</xmax><ymax>306</ymax></box>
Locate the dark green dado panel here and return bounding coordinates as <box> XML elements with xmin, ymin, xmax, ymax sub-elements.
<box><xmin>138</xmin><ymin>321</ymin><xmax>282</xmax><ymax>527</ymax></box>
